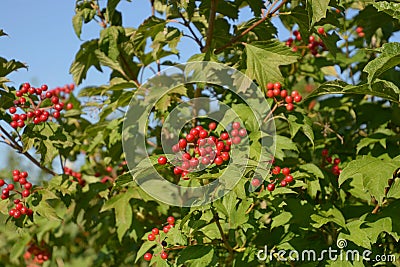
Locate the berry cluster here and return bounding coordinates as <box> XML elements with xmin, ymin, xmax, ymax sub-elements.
<box><xmin>24</xmin><ymin>242</ymin><xmax>51</xmax><ymax>266</ymax></box>
<box><xmin>7</xmin><ymin>82</ymin><xmax>74</xmax><ymax>129</ymax></box>
<box><xmin>0</xmin><ymin>170</ymin><xmax>33</xmax><ymax>219</ymax></box>
<box><xmin>143</xmin><ymin>216</ymin><xmax>175</xmax><ymax>261</ymax></box>
<box><xmin>285</xmin><ymin>28</ymin><xmax>326</xmax><ymax>55</ymax></box>
<box><xmin>321</xmin><ymin>149</ymin><xmax>342</xmax><ymax>176</ymax></box>
<box><xmin>355</xmin><ymin>26</ymin><xmax>365</xmax><ymax>38</ymax></box>
<box><xmin>157</xmin><ymin>122</ymin><xmax>246</xmax><ymax>180</ymax></box>
<box><xmin>63</xmin><ymin>166</ymin><xmax>85</xmax><ymax>186</ymax></box>
<box><xmin>265</xmin><ymin>82</ymin><xmax>302</xmax><ymax>111</ymax></box>
<box><xmin>251</xmin><ymin>164</ymin><xmax>294</xmax><ymax>192</ymax></box>
<box><xmin>94</xmin><ymin>161</ymin><xmax>128</xmax><ymax>183</ymax></box>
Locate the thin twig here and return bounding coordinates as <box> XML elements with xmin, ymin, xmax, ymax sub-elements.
<box><xmin>214</xmin><ymin>0</ymin><xmax>287</xmax><ymax>54</ymax></box>
<box><xmin>211</xmin><ymin>208</ymin><xmax>234</xmax><ymax>256</ymax></box>
<box><xmin>202</xmin><ymin>0</ymin><xmax>218</xmax><ymax>53</ymax></box>
<box><xmin>179</xmin><ymin>12</ymin><xmax>204</xmax><ymax>50</ymax></box>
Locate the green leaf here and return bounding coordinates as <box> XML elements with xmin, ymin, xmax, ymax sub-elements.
<box><xmin>387</xmin><ymin>178</ymin><xmax>400</xmax><ymax>199</ymax></box>
<box><xmin>309</xmin><ymin>0</ymin><xmax>330</xmax><ymax>26</ymax></box>
<box><xmin>69</xmin><ymin>40</ymin><xmax>101</xmax><ymax>85</ymax></box>
<box><xmin>306</xmin><ymin>80</ymin><xmax>400</xmax><ymax>103</ymax></box>
<box><xmin>338</xmin><ymin>220</ymin><xmax>371</xmax><ymax>249</ymax></box>
<box><xmin>72</xmin><ymin>11</ymin><xmax>83</xmax><ymax>38</ymax></box>
<box><xmin>0</xmin><ymin>57</ymin><xmax>27</xmax><ymax>77</ymax></box>
<box><xmin>372</xmin><ymin>1</ymin><xmax>400</xmax><ymax>21</ymax></box>
<box><xmin>245</xmin><ymin>41</ymin><xmax>298</xmax><ymax>85</ymax></box>
<box><xmin>364</xmin><ymin>42</ymin><xmax>400</xmax><ymax>84</ymax></box>
<box><xmin>135</xmin><ymin>240</ymin><xmax>156</xmax><ymax>263</ymax></box>
<box><xmin>177</xmin><ymin>245</ymin><xmax>217</xmax><ymax>267</ymax></box>
<box><xmin>271</xmin><ymin>211</ymin><xmax>292</xmax><ymax>229</ymax></box>
<box><xmin>299</xmin><ymin>163</ymin><xmax>324</xmax><ymax>179</ymax></box>
<box><xmin>94</xmin><ymin>49</ymin><xmax>127</xmax><ymax>79</ymax></box>
<box><xmin>339</xmin><ymin>156</ymin><xmax>400</xmax><ymax>204</ymax></box>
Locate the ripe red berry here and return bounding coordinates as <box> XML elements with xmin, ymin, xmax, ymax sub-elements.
<box><xmin>161</xmin><ymin>251</ymin><xmax>168</xmax><ymax>260</ymax></box>
<box><xmin>178</xmin><ymin>139</ymin><xmax>187</xmax><ymax>149</ymax></box>
<box><xmin>22</xmin><ymin>189</ymin><xmax>30</xmax><ymax>198</ymax></box>
<box><xmin>189</xmin><ymin>158</ymin><xmax>199</xmax><ymax>168</ymax></box>
<box><xmin>148</xmin><ymin>233</ymin><xmax>156</xmax><ymax>241</ymax></box>
<box><xmin>291</xmin><ymin>90</ymin><xmax>299</xmax><ymax>97</ymax></box>
<box><xmin>221</xmin><ymin>152</ymin><xmax>230</xmax><ymax>161</ymax></box>
<box><xmin>238</xmin><ymin>128</ymin><xmax>247</xmax><ymax>137</ymax></box>
<box><xmin>51</xmin><ymin>96</ymin><xmax>59</xmax><ymax>104</ymax></box>
<box><xmin>266</xmin><ymin>82</ymin><xmax>274</xmax><ymax>90</ymax></box>
<box><xmin>21</xmin><ymin>171</ymin><xmax>28</xmax><ymax>178</ymax></box>
<box><xmin>273</xmin><ymin>82</ymin><xmax>281</xmax><ymax>90</ymax></box>
<box><xmin>266</xmin><ymin>90</ymin><xmax>274</xmax><ymax>98</ymax></box>
<box><xmin>282</xmin><ymin>167</ymin><xmax>290</xmax><ymax>176</ymax></box>
<box><xmin>220</xmin><ymin>132</ymin><xmax>229</xmax><ymax>140</ymax></box>
<box><xmin>9</xmin><ymin>209</ymin><xmax>16</xmax><ymax>217</ymax></box>
<box><xmin>199</xmin><ymin>130</ymin><xmax>208</xmax><ymax>139</ymax></box>
<box><xmin>158</xmin><ymin>156</ymin><xmax>167</xmax><ymax>165</ymax></box>
<box><xmin>9</xmin><ymin>107</ymin><xmax>17</xmax><ymax>114</ymax></box>
<box><xmin>52</xmin><ymin>111</ymin><xmax>60</xmax><ymax>119</ymax></box>
<box><xmin>186</xmin><ymin>133</ymin><xmax>195</xmax><ymax>142</ymax></box>
<box><xmin>232</xmin><ymin>136</ymin><xmax>241</xmax><ymax>144</ymax></box>
<box><xmin>280</xmin><ymin>180</ymin><xmax>288</xmax><ymax>187</ymax></box>
<box><xmin>0</xmin><ymin>179</ymin><xmax>4</xmax><ymax>187</ymax></box>
<box><xmin>285</xmin><ymin>96</ymin><xmax>293</xmax><ymax>103</ymax></box>
<box><xmin>267</xmin><ymin>183</ymin><xmax>275</xmax><ymax>192</ymax></box>
<box><xmin>285</xmin><ymin>175</ymin><xmax>294</xmax><ymax>183</ymax></box>
<box><xmin>144</xmin><ymin>252</ymin><xmax>152</xmax><ymax>261</ymax></box>
<box><xmin>216</xmin><ymin>141</ymin><xmax>225</xmax><ymax>151</ymax></box>
<box><xmin>167</xmin><ymin>216</ymin><xmax>175</xmax><ymax>225</ymax></box>
<box><xmin>28</xmin><ymin>87</ymin><xmax>36</xmax><ymax>94</ymax></box>
<box><xmin>294</xmin><ymin>95</ymin><xmax>302</xmax><ymax>103</ymax></box>
<box><xmin>152</xmin><ymin>228</ymin><xmax>159</xmax><ymax>235</ymax></box>
<box><xmin>13</xmin><ymin>210</ymin><xmax>21</xmax><ymax>218</ymax></box>
<box><xmin>214</xmin><ymin>156</ymin><xmax>223</xmax><ymax>165</ymax></box>
<box><xmin>66</xmin><ymin>103</ymin><xmax>73</xmax><ymax>110</ymax></box>
<box><xmin>251</xmin><ymin>178</ymin><xmax>261</xmax><ymax>187</ymax></box>
<box><xmin>232</xmin><ymin>122</ymin><xmax>241</xmax><ymax>129</ymax></box>
<box><xmin>273</xmin><ymin>88</ymin><xmax>281</xmax><ymax>96</ymax></box>
<box><xmin>208</xmin><ymin>122</ymin><xmax>217</xmax><ymax>130</ymax></box>
<box><xmin>286</xmin><ymin>103</ymin><xmax>294</xmax><ymax>111</ymax></box>
<box><xmin>16</xmin><ymin>203</ymin><xmax>23</xmax><ymax>210</ymax></box>
<box><xmin>280</xmin><ymin>90</ymin><xmax>288</xmax><ymax>98</ymax></box>
<box><xmin>1</xmin><ymin>194</ymin><xmax>8</xmax><ymax>200</ymax></box>
<box><xmin>272</xmin><ymin>166</ymin><xmax>281</xmax><ymax>175</ymax></box>
<box><xmin>163</xmin><ymin>225</ymin><xmax>170</xmax><ymax>233</ymax></box>
<box><xmin>173</xmin><ymin>167</ymin><xmax>183</xmax><ymax>175</ymax></box>
<box><xmin>334</xmin><ymin>158</ymin><xmax>341</xmax><ymax>165</ymax></box>
<box><xmin>182</xmin><ymin>153</ymin><xmax>191</xmax><ymax>161</ymax></box>
<box><xmin>181</xmin><ymin>161</ymin><xmax>190</xmax><ymax>170</ymax></box>
<box><xmin>41</xmin><ymin>84</ymin><xmax>48</xmax><ymax>91</ymax></box>
<box><xmin>326</xmin><ymin>156</ymin><xmax>332</xmax><ymax>163</ymax></box>
<box><xmin>317</xmin><ymin>27</ymin><xmax>325</xmax><ymax>34</ymax></box>
<box><xmin>201</xmin><ymin>157</ymin><xmax>210</xmax><ymax>165</ymax></box>
<box><xmin>7</xmin><ymin>184</ymin><xmax>14</xmax><ymax>190</ymax></box>
<box><xmin>321</xmin><ymin>149</ymin><xmax>329</xmax><ymax>157</ymax></box>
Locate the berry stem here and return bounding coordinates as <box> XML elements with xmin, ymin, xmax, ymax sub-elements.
<box><xmin>211</xmin><ymin>208</ymin><xmax>234</xmax><ymax>258</ymax></box>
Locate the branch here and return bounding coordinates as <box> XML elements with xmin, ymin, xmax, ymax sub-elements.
<box><xmin>202</xmin><ymin>0</ymin><xmax>218</xmax><ymax>53</ymax></box>
<box><xmin>179</xmin><ymin>12</ymin><xmax>204</xmax><ymax>51</ymax></box>
<box><xmin>0</xmin><ymin>125</ymin><xmax>57</xmax><ymax>176</ymax></box>
<box><xmin>214</xmin><ymin>0</ymin><xmax>287</xmax><ymax>54</ymax></box>
<box><xmin>211</xmin><ymin>208</ymin><xmax>234</xmax><ymax>257</ymax></box>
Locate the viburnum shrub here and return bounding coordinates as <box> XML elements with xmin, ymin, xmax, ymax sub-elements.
<box><xmin>0</xmin><ymin>1</ymin><xmax>400</xmax><ymax>266</ymax></box>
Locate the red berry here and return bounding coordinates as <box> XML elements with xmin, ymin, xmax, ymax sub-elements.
<box><xmin>280</xmin><ymin>180</ymin><xmax>288</xmax><ymax>187</ymax></box>
<box><xmin>0</xmin><ymin>179</ymin><xmax>4</xmax><ymax>187</ymax></box>
<box><xmin>208</xmin><ymin>122</ymin><xmax>217</xmax><ymax>130</ymax></box>
<box><xmin>51</xmin><ymin>96</ymin><xmax>59</xmax><ymax>104</ymax></box>
<box><xmin>334</xmin><ymin>158</ymin><xmax>341</xmax><ymax>165</ymax></box>
<box><xmin>148</xmin><ymin>233</ymin><xmax>156</xmax><ymax>241</ymax></box>
<box><xmin>273</xmin><ymin>88</ymin><xmax>281</xmax><ymax>96</ymax></box>
<box><xmin>220</xmin><ymin>132</ymin><xmax>229</xmax><ymax>140</ymax></box>
<box><xmin>266</xmin><ymin>82</ymin><xmax>274</xmax><ymax>90</ymax></box>
<box><xmin>186</xmin><ymin>133</ymin><xmax>195</xmax><ymax>142</ymax></box>
<box><xmin>9</xmin><ymin>107</ymin><xmax>17</xmax><ymax>114</ymax></box>
<box><xmin>214</xmin><ymin>156</ymin><xmax>223</xmax><ymax>165</ymax></box>
<box><xmin>189</xmin><ymin>158</ymin><xmax>199</xmax><ymax>168</ymax></box>
<box><xmin>286</xmin><ymin>103</ymin><xmax>294</xmax><ymax>111</ymax></box>
<box><xmin>266</xmin><ymin>90</ymin><xmax>274</xmax><ymax>98</ymax></box>
<box><xmin>273</xmin><ymin>82</ymin><xmax>281</xmax><ymax>90</ymax></box>
<box><xmin>13</xmin><ymin>210</ymin><xmax>21</xmax><ymax>218</ymax></box>
<box><xmin>20</xmin><ymin>171</ymin><xmax>28</xmax><ymax>178</ymax></box>
<box><xmin>291</xmin><ymin>90</ymin><xmax>299</xmax><ymax>97</ymax></box>
<box><xmin>7</xmin><ymin>184</ymin><xmax>14</xmax><ymax>190</ymax></box>
<box><xmin>144</xmin><ymin>252</ymin><xmax>152</xmax><ymax>261</ymax></box>
<box><xmin>9</xmin><ymin>209</ymin><xmax>16</xmax><ymax>217</ymax></box>
<box><xmin>41</xmin><ymin>84</ymin><xmax>48</xmax><ymax>91</ymax></box>
<box><xmin>285</xmin><ymin>175</ymin><xmax>294</xmax><ymax>183</ymax></box>
<box><xmin>22</xmin><ymin>189</ymin><xmax>30</xmax><ymax>198</ymax></box>
<box><xmin>158</xmin><ymin>156</ymin><xmax>167</xmax><ymax>165</ymax></box>
<box><xmin>272</xmin><ymin>166</ymin><xmax>281</xmax><ymax>175</ymax></box>
<box><xmin>161</xmin><ymin>251</ymin><xmax>168</xmax><ymax>260</ymax></box>
<box><xmin>66</xmin><ymin>103</ymin><xmax>73</xmax><ymax>110</ymax></box>
<box><xmin>221</xmin><ymin>152</ymin><xmax>230</xmax><ymax>161</ymax></box>
<box><xmin>201</xmin><ymin>157</ymin><xmax>210</xmax><ymax>165</ymax></box>
<box><xmin>12</xmin><ymin>114</ymin><xmax>20</xmax><ymax>121</ymax></box>
<box><xmin>321</xmin><ymin>149</ymin><xmax>329</xmax><ymax>157</ymax></box>
<box><xmin>238</xmin><ymin>128</ymin><xmax>247</xmax><ymax>137</ymax></box>
<box><xmin>17</xmin><ymin>120</ymin><xmax>25</xmax><ymax>128</ymax></box>
<box><xmin>167</xmin><ymin>216</ymin><xmax>175</xmax><ymax>225</ymax></box>
<box><xmin>173</xmin><ymin>167</ymin><xmax>183</xmax><ymax>175</ymax></box>
<box><xmin>172</xmin><ymin>144</ymin><xmax>180</xmax><ymax>153</ymax></box>
<box><xmin>45</xmin><ymin>91</ymin><xmax>52</xmax><ymax>98</ymax></box>
<box><xmin>267</xmin><ymin>183</ymin><xmax>275</xmax><ymax>192</ymax></box>
<box><xmin>178</xmin><ymin>139</ymin><xmax>187</xmax><ymax>149</ymax></box>
<box><xmin>13</xmin><ymin>199</ymin><xmax>20</xmax><ymax>204</ymax></box>
<box><xmin>23</xmin><ymin>82</ymin><xmax>30</xmax><ymax>89</ymax></box>
<box><xmin>232</xmin><ymin>122</ymin><xmax>241</xmax><ymax>129</ymax></box>
<box><xmin>1</xmin><ymin>194</ymin><xmax>8</xmax><ymax>200</ymax></box>
<box><xmin>152</xmin><ymin>228</ymin><xmax>159</xmax><ymax>235</ymax></box>
<box><xmin>285</xmin><ymin>96</ymin><xmax>293</xmax><ymax>103</ymax></box>
<box><xmin>293</xmin><ymin>30</ymin><xmax>299</xmax><ymax>36</ymax></box>
<box><xmin>309</xmin><ymin>35</ymin><xmax>316</xmax><ymax>42</ymax></box>
<box><xmin>230</xmin><ymin>136</ymin><xmax>240</xmax><ymax>145</ymax></box>
<box><xmin>199</xmin><ymin>130</ymin><xmax>208</xmax><ymax>139</ymax></box>
<box><xmin>16</xmin><ymin>203</ymin><xmax>23</xmax><ymax>210</ymax></box>
<box><xmin>28</xmin><ymin>87</ymin><xmax>36</xmax><ymax>94</ymax></box>
<box><xmin>182</xmin><ymin>153</ymin><xmax>191</xmax><ymax>161</ymax></box>
<box><xmin>356</xmin><ymin>26</ymin><xmax>363</xmax><ymax>34</ymax></box>
<box><xmin>317</xmin><ymin>27</ymin><xmax>325</xmax><ymax>34</ymax></box>
<box><xmin>163</xmin><ymin>226</ymin><xmax>170</xmax><ymax>233</ymax></box>
<box><xmin>181</xmin><ymin>161</ymin><xmax>190</xmax><ymax>170</ymax></box>
<box><xmin>326</xmin><ymin>156</ymin><xmax>332</xmax><ymax>163</ymax></box>
<box><xmin>216</xmin><ymin>141</ymin><xmax>225</xmax><ymax>151</ymax></box>
<box><xmin>190</xmin><ymin>128</ymin><xmax>199</xmax><ymax>137</ymax></box>
<box><xmin>251</xmin><ymin>178</ymin><xmax>261</xmax><ymax>187</ymax></box>
<box><xmin>294</xmin><ymin>95</ymin><xmax>302</xmax><ymax>102</ymax></box>
<box><xmin>52</xmin><ymin>111</ymin><xmax>60</xmax><ymax>119</ymax></box>
<box><xmin>27</xmin><ymin>111</ymin><xmax>34</xmax><ymax>118</ymax></box>
<box><xmin>282</xmin><ymin>167</ymin><xmax>290</xmax><ymax>176</ymax></box>
<box><xmin>280</xmin><ymin>90</ymin><xmax>288</xmax><ymax>98</ymax></box>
